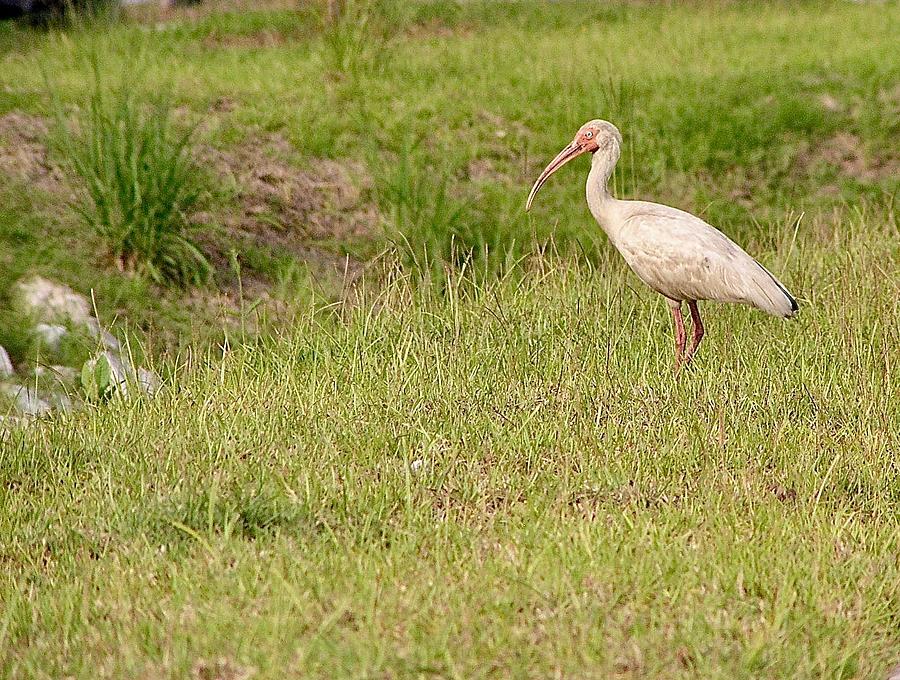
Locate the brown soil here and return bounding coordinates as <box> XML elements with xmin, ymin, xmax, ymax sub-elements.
<box><xmin>192</xmin><ymin>132</ymin><xmax>378</xmax><ymax>311</ymax></box>
<box><xmin>403</xmin><ymin>19</ymin><xmax>474</xmax><ymax>40</ymax></box>
<box><xmin>211</xmin><ymin>96</ymin><xmax>237</xmax><ymax>113</ymax></box>
<box><xmin>192</xmin><ymin>657</ymin><xmax>253</xmax><ymax>680</ymax></box>
<box><xmin>199</xmin><ymin>133</ymin><xmax>378</xmax><ymax>247</ymax></box>
<box><xmin>793</xmin><ymin>133</ymin><xmax>899</xmax><ymax>184</ymax></box>
<box><xmin>0</xmin><ymin>112</ymin><xmax>68</xmax><ymax>196</ymax></box>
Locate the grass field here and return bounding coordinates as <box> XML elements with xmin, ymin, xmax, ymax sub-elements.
<box><xmin>1</xmin><ymin>1</ymin><xmax>899</xmax><ymax>678</ymax></box>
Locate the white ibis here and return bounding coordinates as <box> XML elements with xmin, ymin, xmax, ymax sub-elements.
<box><xmin>526</xmin><ymin>119</ymin><xmax>798</xmax><ymax>369</ymax></box>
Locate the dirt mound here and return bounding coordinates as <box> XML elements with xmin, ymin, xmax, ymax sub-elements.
<box><xmin>794</xmin><ymin>132</ymin><xmax>898</xmax><ymax>184</ymax></box>
<box><xmin>0</xmin><ymin>112</ymin><xmax>67</xmax><ymax>195</ymax></box>
<box><xmin>200</xmin><ymin>133</ymin><xmax>378</xmax><ymax>246</ymax></box>
<box><xmin>193</xmin><ymin>133</ymin><xmax>378</xmax><ymax>299</ymax></box>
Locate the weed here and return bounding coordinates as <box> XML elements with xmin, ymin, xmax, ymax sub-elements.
<box><xmin>375</xmin><ymin>143</ymin><xmax>472</xmax><ymax>273</ymax></box>
<box><xmin>319</xmin><ymin>0</ymin><xmax>388</xmax><ymax>77</ymax></box>
<box><xmin>50</xmin><ymin>60</ymin><xmax>211</xmax><ymax>286</ymax></box>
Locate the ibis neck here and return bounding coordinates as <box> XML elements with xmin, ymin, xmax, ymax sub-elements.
<box><xmin>586</xmin><ymin>148</ymin><xmax>620</xmax><ymax>238</ymax></box>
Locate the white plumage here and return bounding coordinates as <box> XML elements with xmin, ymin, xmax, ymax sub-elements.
<box><xmin>526</xmin><ymin>119</ymin><xmax>798</xmax><ymax>368</ymax></box>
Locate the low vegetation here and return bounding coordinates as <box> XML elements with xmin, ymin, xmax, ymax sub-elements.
<box><xmin>0</xmin><ymin>0</ymin><xmax>897</xmax><ymax>677</ymax></box>
<box><xmin>51</xmin><ymin>63</ymin><xmax>211</xmax><ymax>286</ymax></box>
<box><xmin>3</xmin><ymin>223</ymin><xmax>899</xmax><ymax>676</ymax></box>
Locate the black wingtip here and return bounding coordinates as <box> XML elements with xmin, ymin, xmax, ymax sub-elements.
<box><xmin>755</xmin><ymin>261</ymin><xmax>798</xmax><ymax>318</ymax></box>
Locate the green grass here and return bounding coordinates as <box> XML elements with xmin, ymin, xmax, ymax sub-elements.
<box><xmin>2</xmin><ymin>213</ymin><xmax>899</xmax><ymax>677</ymax></box>
<box><xmin>0</xmin><ymin>0</ymin><xmax>899</xmax><ymax>677</ymax></box>
<box><xmin>0</xmin><ymin>1</ymin><xmax>895</xmax><ymax>346</ymax></box>
<box><xmin>50</xmin><ymin>61</ymin><xmax>211</xmax><ymax>286</ymax></box>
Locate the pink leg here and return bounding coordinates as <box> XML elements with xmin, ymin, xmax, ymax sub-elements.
<box><xmin>685</xmin><ymin>300</ymin><xmax>705</xmax><ymax>364</ymax></box>
<box><xmin>669</xmin><ymin>301</ymin><xmax>686</xmax><ymax>370</ymax></box>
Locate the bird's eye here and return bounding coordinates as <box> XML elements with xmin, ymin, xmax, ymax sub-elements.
<box><xmin>585</xmin><ymin>131</ymin><xmax>594</xmax><ymax>139</ymax></box>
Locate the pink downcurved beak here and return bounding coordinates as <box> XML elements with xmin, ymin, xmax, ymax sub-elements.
<box><xmin>525</xmin><ymin>140</ymin><xmax>589</xmax><ymax>211</ymax></box>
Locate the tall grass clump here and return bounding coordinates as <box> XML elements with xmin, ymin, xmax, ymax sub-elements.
<box><xmin>319</xmin><ymin>0</ymin><xmax>377</xmax><ymax>74</ymax></box>
<box><xmin>374</xmin><ymin>142</ymin><xmax>492</xmax><ymax>277</ymax></box>
<box><xmin>51</xmin><ymin>63</ymin><xmax>210</xmax><ymax>286</ymax></box>
<box><xmin>318</xmin><ymin>0</ymin><xmax>415</xmax><ymax>76</ymax></box>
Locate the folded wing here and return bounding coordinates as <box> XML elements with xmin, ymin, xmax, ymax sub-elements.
<box><xmin>615</xmin><ymin>202</ymin><xmax>798</xmax><ymax>318</ymax></box>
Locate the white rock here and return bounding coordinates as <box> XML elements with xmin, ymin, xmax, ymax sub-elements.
<box><xmin>49</xmin><ymin>392</ymin><xmax>75</xmax><ymax>412</ymax></box>
<box><xmin>137</xmin><ymin>367</ymin><xmax>161</xmax><ymax>397</ymax></box>
<box><xmin>0</xmin><ymin>346</ymin><xmax>13</xmax><ymax>378</ymax></box>
<box><xmin>33</xmin><ymin>323</ymin><xmax>68</xmax><ymax>351</ymax></box>
<box><xmin>1</xmin><ymin>384</ymin><xmax>51</xmax><ymax>416</ymax></box>
<box><xmin>86</xmin><ymin>351</ymin><xmax>159</xmax><ymax>398</ymax></box>
<box><xmin>83</xmin><ymin>318</ymin><xmax>121</xmax><ymax>351</ymax></box>
<box><xmin>103</xmin><ymin>351</ymin><xmax>130</xmax><ymax>396</ymax></box>
<box><xmin>410</xmin><ymin>459</ymin><xmax>425</xmax><ymax>473</ymax></box>
<box><xmin>34</xmin><ymin>365</ymin><xmax>79</xmax><ymax>383</ymax></box>
<box><xmin>15</xmin><ymin>276</ymin><xmax>92</xmax><ymax>326</ymax></box>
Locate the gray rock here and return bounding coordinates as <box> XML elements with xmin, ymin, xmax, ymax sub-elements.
<box><xmin>1</xmin><ymin>384</ymin><xmax>51</xmax><ymax>416</ymax></box>
<box><xmin>15</xmin><ymin>277</ymin><xmax>124</xmax><ymax>353</ymax></box>
<box><xmin>101</xmin><ymin>351</ymin><xmax>130</xmax><ymax>396</ymax></box>
<box><xmin>15</xmin><ymin>276</ymin><xmax>92</xmax><ymax>326</ymax></box>
<box><xmin>33</xmin><ymin>323</ymin><xmax>68</xmax><ymax>351</ymax></box>
<box><xmin>0</xmin><ymin>346</ymin><xmax>13</xmax><ymax>378</ymax></box>
<box><xmin>84</xmin><ymin>318</ymin><xmax>121</xmax><ymax>351</ymax></box>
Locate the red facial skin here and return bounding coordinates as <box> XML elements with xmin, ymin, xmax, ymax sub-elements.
<box><xmin>526</xmin><ymin>124</ymin><xmax>601</xmax><ymax>211</ymax></box>
<box><xmin>574</xmin><ymin>125</ymin><xmax>602</xmax><ymax>152</ymax></box>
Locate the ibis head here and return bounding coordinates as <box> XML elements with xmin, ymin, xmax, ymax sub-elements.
<box><xmin>526</xmin><ymin>120</ymin><xmax>622</xmax><ymax>211</ymax></box>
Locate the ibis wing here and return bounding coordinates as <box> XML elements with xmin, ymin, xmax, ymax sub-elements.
<box><xmin>615</xmin><ymin>202</ymin><xmax>797</xmax><ymax>317</ymax></box>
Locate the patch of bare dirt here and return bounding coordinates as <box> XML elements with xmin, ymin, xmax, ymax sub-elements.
<box><xmin>0</xmin><ymin>112</ymin><xmax>68</xmax><ymax>196</ymax></box>
<box><xmin>190</xmin><ymin>133</ymin><xmax>378</xmax><ymax>316</ymax></box>
<box><xmin>192</xmin><ymin>657</ymin><xmax>254</xmax><ymax>680</ymax></box>
<box><xmin>212</xmin><ymin>96</ymin><xmax>237</xmax><ymax>113</ymax></box>
<box><xmin>794</xmin><ymin>132</ymin><xmax>899</xmax><ymax>183</ymax></box>
<box><xmin>199</xmin><ymin>133</ymin><xmax>379</xmax><ymax>246</ymax></box>
<box><xmin>404</xmin><ymin>19</ymin><xmax>474</xmax><ymax>39</ymax></box>
<box><xmin>466</xmin><ymin>157</ymin><xmax>513</xmax><ymax>185</ymax></box>
<box><xmin>818</xmin><ymin>93</ymin><xmax>842</xmax><ymax>112</ymax></box>
<box><xmin>768</xmin><ymin>483</ymin><xmax>798</xmax><ymax>504</ymax></box>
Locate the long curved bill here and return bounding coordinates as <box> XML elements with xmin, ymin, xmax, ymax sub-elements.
<box><xmin>525</xmin><ymin>140</ymin><xmax>588</xmax><ymax>211</ymax></box>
